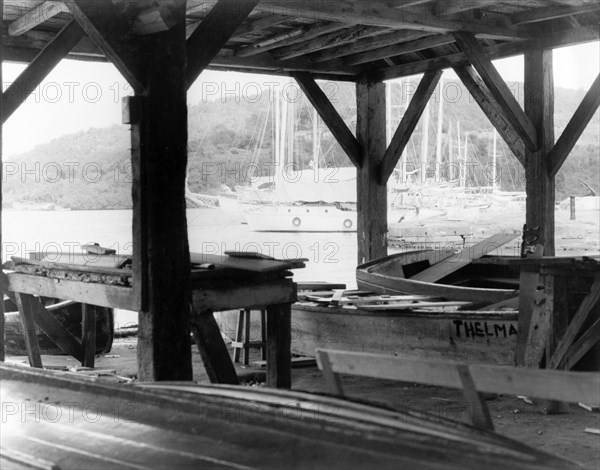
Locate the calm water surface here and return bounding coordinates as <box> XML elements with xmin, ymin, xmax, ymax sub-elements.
<box><xmin>3</xmin><ymin>208</ymin><xmax>359</xmax><ymax>287</ymax></box>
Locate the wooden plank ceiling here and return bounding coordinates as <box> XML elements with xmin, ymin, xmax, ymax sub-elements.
<box><xmin>2</xmin><ymin>0</ymin><xmax>599</xmax><ymax>81</ymax></box>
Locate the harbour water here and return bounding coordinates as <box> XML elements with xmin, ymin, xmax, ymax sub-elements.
<box><xmin>4</xmin><ymin>205</ymin><xmax>598</xmax><ymax>326</ymax></box>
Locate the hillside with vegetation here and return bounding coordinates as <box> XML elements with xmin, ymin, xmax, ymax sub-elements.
<box><xmin>4</xmin><ymin>79</ymin><xmax>598</xmax><ymax>210</ymax></box>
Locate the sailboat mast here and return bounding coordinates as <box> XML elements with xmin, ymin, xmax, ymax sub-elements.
<box><xmin>312</xmin><ymin>107</ymin><xmax>319</xmax><ymax>166</ymax></box>
<box><xmin>420</xmin><ymin>101</ymin><xmax>430</xmax><ymax>182</ymax></box>
<box><xmin>492</xmin><ymin>128</ymin><xmax>498</xmax><ymax>191</ymax></box>
<box><xmin>461</xmin><ymin>131</ymin><xmax>469</xmax><ymax>189</ymax></box>
<box><xmin>435</xmin><ymin>79</ymin><xmax>444</xmax><ymax>182</ymax></box>
<box><xmin>448</xmin><ymin>125</ymin><xmax>454</xmax><ymax>182</ymax></box>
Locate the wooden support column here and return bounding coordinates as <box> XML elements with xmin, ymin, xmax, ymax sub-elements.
<box><xmin>0</xmin><ymin>0</ymin><xmax>4</xmax><ymax>363</ymax></box>
<box><xmin>524</xmin><ymin>45</ymin><xmax>555</xmax><ymax>256</ymax></box>
<box><xmin>356</xmin><ymin>78</ymin><xmax>387</xmax><ymax>264</ymax></box>
<box><xmin>127</xmin><ymin>4</ymin><xmax>193</xmax><ymax>382</ymax></box>
<box><xmin>266</xmin><ymin>303</ymin><xmax>292</xmax><ymax>389</ymax></box>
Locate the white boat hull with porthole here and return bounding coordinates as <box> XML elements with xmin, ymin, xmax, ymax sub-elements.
<box><xmin>245</xmin><ymin>204</ymin><xmax>357</xmax><ymax>232</ymax></box>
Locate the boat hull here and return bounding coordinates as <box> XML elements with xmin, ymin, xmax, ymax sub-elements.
<box><xmin>291</xmin><ymin>303</ymin><xmax>518</xmax><ymax>364</ymax></box>
<box><xmin>0</xmin><ymin>363</ymin><xmax>573</xmax><ymax>470</ymax></box>
<box><xmin>4</xmin><ymin>302</ymin><xmax>114</xmax><ymax>356</ymax></box>
<box><xmin>215</xmin><ymin>306</ymin><xmax>518</xmax><ymax>365</ymax></box>
<box><xmin>356</xmin><ymin>250</ymin><xmax>519</xmax><ymax>306</ymax></box>
<box><xmin>245</xmin><ymin>204</ymin><xmax>357</xmax><ymax>232</ymax></box>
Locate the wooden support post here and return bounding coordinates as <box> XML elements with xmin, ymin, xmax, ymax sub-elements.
<box><xmin>356</xmin><ymin>78</ymin><xmax>388</xmax><ymax>264</ymax></box>
<box><xmin>524</xmin><ymin>45</ymin><xmax>555</xmax><ymax>256</ymax></box>
<box><xmin>191</xmin><ymin>310</ymin><xmax>239</xmax><ymax>385</ymax></box>
<box><xmin>0</xmin><ymin>0</ymin><xmax>4</xmax><ymax>363</ymax></box>
<box><xmin>128</xmin><ymin>4</ymin><xmax>193</xmax><ymax>382</ymax></box>
<box><xmin>81</xmin><ymin>304</ymin><xmax>96</xmax><ymax>368</ymax></box>
<box><xmin>14</xmin><ymin>294</ymin><xmax>43</xmax><ymax>368</ymax></box>
<box><xmin>544</xmin><ymin>274</ymin><xmax>571</xmax><ymax>413</ymax></box>
<box><xmin>266</xmin><ymin>303</ymin><xmax>292</xmax><ymax>389</ymax></box>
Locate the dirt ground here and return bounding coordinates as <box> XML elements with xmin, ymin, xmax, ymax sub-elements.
<box><xmin>6</xmin><ymin>337</ymin><xmax>599</xmax><ymax>470</ymax></box>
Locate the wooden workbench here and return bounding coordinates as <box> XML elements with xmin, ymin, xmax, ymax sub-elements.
<box><xmin>3</xmin><ymin>252</ymin><xmax>304</xmax><ymax>388</ymax></box>
<box><xmin>473</xmin><ymin>256</ymin><xmax>599</xmax><ymax>372</ymax></box>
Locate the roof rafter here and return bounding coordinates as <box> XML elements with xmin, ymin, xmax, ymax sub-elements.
<box><xmin>263</xmin><ymin>0</ymin><xmax>532</xmax><ymax>40</ymax></box>
<box><xmin>9</xmin><ymin>1</ymin><xmax>68</xmax><ymax>36</ymax></box>
<box><xmin>344</xmin><ymin>33</ymin><xmax>454</xmax><ymax>66</ymax></box>
<box><xmin>272</xmin><ymin>25</ymin><xmax>385</xmax><ymax>61</ymax></box>
<box><xmin>235</xmin><ymin>22</ymin><xmax>349</xmax><ymax>57</ymax></box>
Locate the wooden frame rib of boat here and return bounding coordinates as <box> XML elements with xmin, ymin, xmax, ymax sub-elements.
<box><xmin>0</xmin><ymin>364</ymin><xmax>576</xmax><ymax>470</ymax></box>
<box><xmin>357</xmin><ymin>250</ymin><xmax>519</xmax><ymax>306</ymax></box>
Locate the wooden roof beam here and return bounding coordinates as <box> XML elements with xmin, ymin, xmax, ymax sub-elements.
<box><xmin>211</xmin><ymin>52</ymin><xmax>361</xmax><ymax>77</ymax></box>
<box><xmin>293</xmin><ymin>72</ymin><xmax>362</xmax><ymax>168</ymax></box>
<box><xmin>8</xmin><ymin>1</ymin><xmax>68</xmax><ymax>36</ymax></box>
<box><xmin>513</xmin><ymin>3</ymin><xmax>600</xmax><ymax>24</ymax></box>
<box><xmin>548</xmin><ymin>73</ymin><xmax>600</xmax><ymax>178</ymax></box>
<box><xmin>344</xmin><ymin>33</ymin><xmax>455</xmax><ymax>66</ymax></box>
<box><xmin>453</xmin><ymin>31</ymin><xmax>538</xmax><ymax>152</ymax></box>
<box><xmin>371</xmin><ymin>24</ymin><xmax>599</xmax><ymax>80</ymax></box>
<box><xmin>68</xmin><ymin>0</ymin><xmax>147</xmax><ymax>93</ymax></box>
<box><xmin>186</xmin><ymin>0</ymin><xmax>259</xmax><ymax>89</ymax></box>
<box><xmin>231</xmin><ymin>13</ymin><xmax>289</xmax><ymax>38</ymax></box>
<box><xmin>263</xmin><ymin>1</ymin><xmax>531</xmax><ymax>40</ymax></box>
<box><xmin>3</xmin><ymin>20</ymin><xmax>85</xmax><ymax>123</ymax></box>
<box><xmin>272</xmin><ymin>25</ymin><xmax>385</xmax><ymax>61</ymax></box>
<box><xmin>378</xmin><ymin>69</ymin><xmax>442</xmax><ymax>184</ymax></box>
<box><xmin>453</xmin><ymin>65</ymin><xmax>526</xmax><ymax>166</ymax></box>
<box><xmin>311</xmin><ymin>30</ymin><xmax>427</xmax><ymax>63</ymax></box>
<box><xmin>235</xmin><ymin>22</ymin><xmax>349</xmax><ymax>57</ymax></box>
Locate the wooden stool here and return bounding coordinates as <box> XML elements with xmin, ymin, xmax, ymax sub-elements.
<box><xmin>232</xmin><ymin>309</ymin><xmax>266</xmax><ymax>366</ymax></box>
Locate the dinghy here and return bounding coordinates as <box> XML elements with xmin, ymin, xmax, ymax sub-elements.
<box><xmin>357</xmin><ymin>233</ymin><xmax>520</xmax><ymax>308</ymax></box>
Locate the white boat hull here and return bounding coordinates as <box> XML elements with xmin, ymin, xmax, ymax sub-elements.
<box><xmin>245</xmin><ymin>205</ymin><xmax>357</xmax><ymax>232</ymax></box>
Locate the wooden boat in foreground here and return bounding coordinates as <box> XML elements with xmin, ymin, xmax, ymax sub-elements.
<box><xmin>0</xmin><ymin>363</ymin><xmax>576</xmax><ymax>469</ymax></box>
<box><xmin>356</xmin><ymin>249</ymin><xmax>520</xmax><ymax>307</ymax></box>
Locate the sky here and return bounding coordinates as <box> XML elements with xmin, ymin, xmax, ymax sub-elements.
<box><xmin>2</xmin><ymin>41</ymin><xmax>599</xmax><ymax>158</ymax></box>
